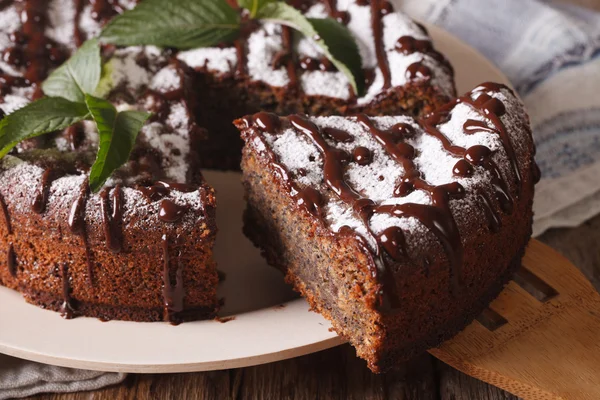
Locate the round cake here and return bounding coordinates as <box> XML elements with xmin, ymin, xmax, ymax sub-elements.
<box><xmin>0</xmin><ymin>0</ymin><xmax>537</xmax><ymax>373</ymax></box>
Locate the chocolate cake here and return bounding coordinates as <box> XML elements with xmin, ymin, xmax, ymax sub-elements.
<box><xmin>0</xmin><ymin>0</ymin><xmax>457</xmax><ymax>324</ymax></box>
<box><xmin>237</xmin><ymin>83</ymin><xmax>539</xmax><ymax>372</ymax></box>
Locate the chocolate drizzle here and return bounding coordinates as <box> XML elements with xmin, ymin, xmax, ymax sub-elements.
<box><xmin>31</xmin><ymin>168</ymin><xmax>54</xmax><ymax>214</ymax></box>
<box><xmin>68</xmin><ymin>179</ymin><xmax>94</xmax><ymax>285</ymax></box>
<box><xmin>161</xmin><ymin>234</ymin><xmax>185</xmax><ymax>324</ymax></box>
<box><xmin>0</xmin><ymin>193</ymin><xmax>12</xmax><ymax>234</ymax></box>
<box><xmin>7</xmin><ymin>243</ymin><xmax>16</xmax><ymax>277</ymax></box>
<box><xmin>396</xmin><ymin>36</ymin><xmax>453</xmax><ymax>74</ymax></box>
<box><xmin>60</xmin><ymin>263</ymin><xmax>75</xmax><ymax>319</ymax></box>
<box><xmin>323</xmin><ymin>0</ymin><xmax>350</xmax><ymax>24</ymax></box>
<box><xmin>159</xmin><ymin>199</ymin><xmax>188</xmax><ymax>223</ymax></box>
<box><xmin>281</xmin><ymin>26</ymin><xmax>298</xmax><ymax>91</ymax></box>
<box><xmin>99</xmin><ymin>185</ymin><xmax>123</xmax><ymax>253</ymax></box>
<box><xmin>371</xmin><ymin>0</ymin><xmax>392</xmax><ymax>89</ymax></box>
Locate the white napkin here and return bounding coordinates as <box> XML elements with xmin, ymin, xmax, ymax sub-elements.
<box><xmin>0</xmin><ymin>355</ymin><xmax>125</xmax><ymax>400</ymax></box>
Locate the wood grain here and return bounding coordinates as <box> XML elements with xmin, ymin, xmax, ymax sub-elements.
<box><xmin>431</xmin><ymin>240</ymin><xmax>600</xmax><ymax>400</ymax></box>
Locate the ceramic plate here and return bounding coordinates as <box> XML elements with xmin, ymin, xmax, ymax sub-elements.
<box><xmin>0</xmin><ymin>23</ymin><xmax>510</xmax><ymax>373</ymax></box>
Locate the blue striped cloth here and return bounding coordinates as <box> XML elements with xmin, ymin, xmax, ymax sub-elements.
<box><xmin>400</xmin><ymin>0</ymin><xmax>600</xmax><ymax>236</ymax></box>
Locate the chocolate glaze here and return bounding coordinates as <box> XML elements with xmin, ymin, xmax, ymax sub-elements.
<box><xmin>99</xmin><ymin>186</ymin><xmax>123</xmax><ymax>253</ymax></box>
<box><xmin>323</xmin><ymin>0</ymin><xmax>350</xmax><ymax>24</ymax></box>
<box><xmin>0</xmin><ymin>193</ymin><xmax>12</xmax><ymax>234</ymax></box>
<box><xmin>31</xmin><ymin>168</ymin><xmax>54</xmax><ymax>214</ymax></box>
<box><xmin>68</xmin><ymin>179</ymin><xmax>95</xmax><ymax>286</ymax></box>
<box><xmin>396</xmin><ymin>36</ymin><xmax>453</xmax><ymax>74</ymax></box>
<box><xmin>323</xmin><ymin>127</ymin><xmax>354</xmax><ymax>143</ymax></box>
<box><xmin>297</xmin><ymin>187</ymin><xmax>324</xmax><ymax>217</ymax></box>
<box><xmin>357</xmin><ymin>114</ymin><xmax>466</xmax><ymax>291</ymax></box>
<box><xmin>60</xmin><ymin>262</ymin><xmax>75</xmax><ymax>319</ymax></box>
<box><xmin>406</xmin><ymin>62</ymin><xmax>433</xmax><ymax>81</ymax></box>
<box><xmin>254</xmin><ymin>111</ymin><xmax>281</xmax><ymax>132</ymax></box>
<box><xmin>162</xmin><ymin>234</ymin><xmax>185</xmax><ymax>325</ymax></box>
<box><xmin>353</xmin><ymin>146</ymin><xmax>372</xmax><ymax>165</ymax></box>
<box><xmin>371</xmin><ymin>0</ymin><xmax>392</xmax><ymax>89</ymax></box>
<box><xmin>281</xmin><ymin>26</ymin><xmax>298</xmax><ymax>91</ymax></box>
<box><xmin>7</xmin><ymin>243</ymin><xmax>16</xmax><ymax>277</ymax></box>
<box><xmin>0</xmin><ymin>0</ymin><xmax>68</xmax><ymax>98</ymax></box>
<box><xmin>159</xmin><ymin>199</ymin><xmax>188</xmax><ymax>223</ymax></box>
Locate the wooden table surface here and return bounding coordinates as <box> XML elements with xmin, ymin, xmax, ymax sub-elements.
<box><xmin>24</xmin><ymin>0</ymin><xmax>600</xmax><ymax>398</ymax></box>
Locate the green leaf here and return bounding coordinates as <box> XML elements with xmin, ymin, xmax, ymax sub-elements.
<box><xmin>0</xmin><ymin>98</ymin><xmax>90</xmax><ymax>158</ymax></box>
<box><xmin>237</xmin><ymin>0</ymin><xmax>275</xmax><ymax>18</ymax></box>
<box><xmin>85</xmin><ymin>95</ymin><xmax>150</xmax><ymax>192</ymax></box>
<box><xmin>42</xmin><ymin>39</ymin><xmax>102</xmax><ymax>103</ymax></box>
<box><xmin>100</xmin><ymin>0</ymin><xmax>241</xmax><ymax>50</ymax></box>
<box><xmin>258</xmin><ymin>2</ymin><xmax>365</xmax><ymax>97</ymax></box>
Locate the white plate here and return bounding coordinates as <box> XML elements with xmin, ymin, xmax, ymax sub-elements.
<box><xmin>0</xmin><ymin>23</ymin><xmax>510</xmax><ymax>373</ymax></box>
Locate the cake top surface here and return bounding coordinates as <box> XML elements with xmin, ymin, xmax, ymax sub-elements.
<box><xmin>177</xmin><ymin>0</ymin><xmax>455</xmax><ymax>104</ymax></box>
<box><xmin>237</xmin><ymin>83</ymin><xmax>537</xmax><ymax>307</ymax></box>
<box><xmin>0</xmin><ymin>0</ymin><xmax>454</xmax><ymax>111</ymax></box>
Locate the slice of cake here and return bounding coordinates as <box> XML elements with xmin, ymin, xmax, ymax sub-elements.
<box><xmin>236</xmin><ymin>83</ymin><xmax>538</xmax><ymax>372</ymax></box>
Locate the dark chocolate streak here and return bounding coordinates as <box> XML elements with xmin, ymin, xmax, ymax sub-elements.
<box><xmin>100</xmin><ymin>185</ymin><xmax>123</xmax><ymax>253</ymax></box>
<box><xmin>162</xmin><ymin>234</ymin><xmax>185</xmax><ymax>325</ymax></box>
<box><xmin>31</xmin><ymin>168</ymin><xmax>54</xmax><ymax>214</ymax></box>
<box><xmin>7</xmin><ymin>243</ymin><xmax>16</xmax><ymax>277</ymax></box>
<box><xmin>68</xmin><ymin>179</ymin><xmax>95</xmax><ymax>286</ymax></box>
<box><xmin>244</xmin><ymin>83</ymin><xmax>525</xmax><ymax>307</ymax></box>
<box><xmin>371</xmin><ymin>0</ymin><xmax>392</xmax><ymax>89</ymax></box>
<box><xmin>0</xmin><ymin>193</ymin><xmax>12</xmax><ymax>234</ymax></box>
<box><xmin>61</xmin><ymin>262</ymin><xmax>75</xmax><ymax>319</ymax></box>
<box><xmin>324</xmin><ymin>0</ymin><xmax>350</xmax><ymax>24</ymax></box>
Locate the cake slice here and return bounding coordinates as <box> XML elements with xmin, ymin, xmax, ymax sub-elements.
<box><xmin>236</xmin><ymin>83</ymin><xmax>539</xmax><ymax>372</ymax></box>
<box><xmin>0</xmin><ymin>44</ymin><xmax>219</xmax><ymax>323</ymax></box>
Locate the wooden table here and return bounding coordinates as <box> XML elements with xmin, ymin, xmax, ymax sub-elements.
<box><xmin>26</xmin><ymin>0</ymin><xmax>600</xmax><ymax>398</ymax></box>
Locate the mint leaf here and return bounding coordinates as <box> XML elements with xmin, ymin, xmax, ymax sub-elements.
<box><xmin>42</xmin><ymin>39</ymin><xmax>102</xmax><ymax>103</ymax></box>
<box><xmin>237</xmin><ymin>0</ymin><xmax>275</xmax><ymax>18</ymax></box>
<box><xmin>0</xmin><ymin>98</ymin><xmax>90</xmax><ymax>158</ymax></box>
<box><xmin>100</xmin><ymin>0</ymin><xmax>241</xmax><ymax>49</ymax></box>
<box><xmin>85</xmin><ymin>95</ymin><xmax>150</xmax><ymax>192</ymax></box>
<box><xmin>258</xmin><ymin>2</ymin><xmax>364</xmax><ymax>96</ymax></box>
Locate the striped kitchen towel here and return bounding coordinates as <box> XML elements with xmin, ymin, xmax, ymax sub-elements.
<box><xmin>400</xmin><ymin>0</ymin><xmax>600</xmax><ymax>236</ymax></box>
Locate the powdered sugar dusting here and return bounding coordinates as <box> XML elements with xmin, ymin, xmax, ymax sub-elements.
<box><xmin>46</xmin><ymin>0</ymin><xmax>77</xmax><ymax>48</ymax></box>
<box><xmin>177</xmin><ymin>47</ymin><xmax>238</xmax><ymax>74</ymax></box>
<box><xmin>252</xmin><ymin>86</ymin><xmax>532</xmax><ymax>254</ymax></box>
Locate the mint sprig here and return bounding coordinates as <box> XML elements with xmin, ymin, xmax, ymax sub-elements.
<box><xmin>100</xmin><ymin>0</ymin><xmax>365</xmax><ymax>96</ymax></box>
<box><xmin>257</xmin><ymin>2</ymin><xmax>364</xmax><ymax>96</ymax></box>
<box><xmin>42</xmin><ymin>39</ymin><xmax>102</xmax><ymax>103</ymax></box>
<box><xmin>0</xmin><ymin>98</ymin><xmax>90</xmax><ymax>158</ymax></box>
<box><xmin>0</xmin><ymin>40</ymin><xmax>151</xmax><ymax>192</ymax></box>
<box><xmin>86</xmin><ymin>95</ymin><xmax>150</xmax><ymax>192</ymax></box>
<box><xmin>100</xmin><ymin>0</ymin><xmax>241</xmax><ymax>49</ymax></box>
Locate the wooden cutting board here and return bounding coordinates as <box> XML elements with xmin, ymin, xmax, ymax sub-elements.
<box><xmin>429</xmin><ymin>239</ymin><xmax>600</xmax><ymax>400</ymax></box>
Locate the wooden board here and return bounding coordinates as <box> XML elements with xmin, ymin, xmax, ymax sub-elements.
<box><xmin>430</xmin><ymin>239</ymin><xmax>600</xmax><ymax>400</ymax></box>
